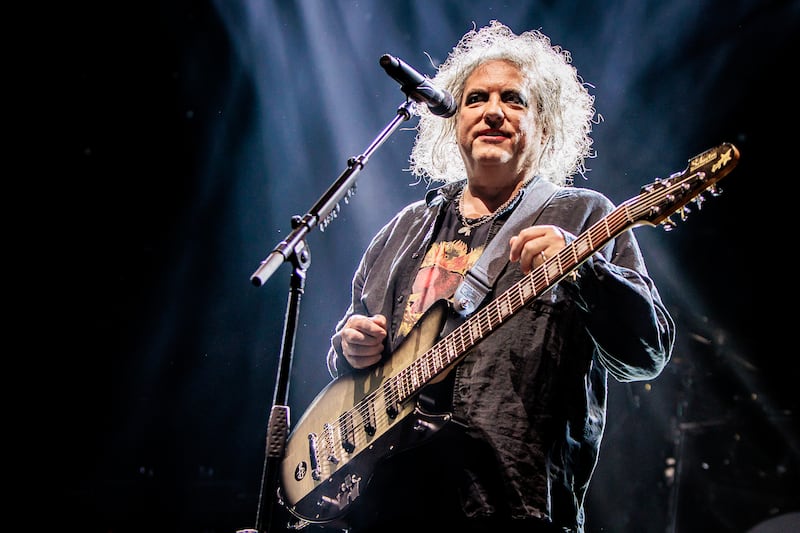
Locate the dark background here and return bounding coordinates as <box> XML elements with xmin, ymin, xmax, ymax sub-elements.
<box><xmin>58</xmin><ymin>1</ymin><xmax>798</xmax><ymax>532</ymax></box>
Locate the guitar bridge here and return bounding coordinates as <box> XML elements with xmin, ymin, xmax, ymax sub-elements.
<box><xmin>307</xmin><ymin>433</ymin><xmax>320</xmax><ymax>481</ymax></box>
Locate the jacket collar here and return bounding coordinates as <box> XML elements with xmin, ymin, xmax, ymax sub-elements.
<box><xmin>425</xmin><ymin>180</ymin><xmax>465</xmax><ymax>207</ymax></box>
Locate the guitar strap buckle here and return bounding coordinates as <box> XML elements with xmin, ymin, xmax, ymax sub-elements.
<box><xmin>452</xmin><ymin>271</ymin><xmax>490</xmax><ymax>317</ymax></box>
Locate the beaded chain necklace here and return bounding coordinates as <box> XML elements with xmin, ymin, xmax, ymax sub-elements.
<box><xmin>456</xmin><ymin>176</ymin><xmax>535</xmax><ymax>236</ymax></box>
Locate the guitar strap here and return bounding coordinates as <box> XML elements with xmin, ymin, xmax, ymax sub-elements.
<box><xmin>452</xmin><ymin>177</ymin><xmax>560</xmax><ymax>317</ymax></box>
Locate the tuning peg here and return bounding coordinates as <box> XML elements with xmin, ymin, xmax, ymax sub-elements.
<box><xmin>708</xmin><ymin>184</ymin><xmax>722</xmax><ymax>197</ymax></box>
<box><xmin>679</xmin><ymin>206</ymin><xmax>690</xmax><ymax>221</ymax></box>
<box><xmin>661</xmin><ymin>217</ymin><xmax>677</xmax><ymax>231</ymax></box>
<box><xmin>641</xmin><ymin>178</ymin><xmax>664</xmax><ymax>194</ymax></box>
<box><xmin>693</xmin><ymin>194</ymin><xmax>705</xmax><ymax>210</ymax></box>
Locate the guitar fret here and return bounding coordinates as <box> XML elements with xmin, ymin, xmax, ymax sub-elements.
<box><xmin>434</xmin><ymin>346</ymin><xmax>443</xmax><ymax>369</ymax></box>
<box><xmin>623</xmin><ymin>204</ymin><xmax>634</xmax><ymax>224</ymax></box>
<box><xmin>446</xmin><ymin>339</ymin><xmax>457</xmax><ymax>364</ymax></box>
<box><xmin>542</xmin><ymin>259</ymin><xmax>551</xmax><ymax>286</ymax></box>
<box><xmin>477</xmin><ymin>313</ymin><xmax>487</xmax><ymax>335</ymax></box>
<box><xmin>468</xmin><ymin>320</ymin><xmax>481</xmax><ymax>342</ymax></box>
<box><xmin>424</xmin><ymin>357</ymin><xmax>433</xmax><ymax>380</ymax></box>
<box><xmin>498</xmin><ymin>295</ymin><xmax>511</xmax><ymax>317</ymax></box>
<box><xmin>486</xmin><ymin>300</ymin><xmax>497</xmax><ymax>323</ymax></box>
<box><xmin>515</xmin><ymin>282</ymin><xmax>527</xmax><ymax>307</ymax></box>
<box><xmin>460</xmin><ymin>329</ymin><xmax>470</xmax><ymax>351</ymax></box>
<box><xmin>554</xmin><ymin>251</ymin><xmax>565</xmax><ymax>277</ymax></box>
<box><xmin>413</xmin><ymin>360</ymin><xmax>424</xmax><ymax>384</ymax></box>
<box><xmin>576</xmin><ymin>236</ymin><xmax>590</xmax><ymax>257</ymax></box>
<box><xmin>569</xmin><ymin>240</ymin><xmax>579</xmax><ymax>264</ymax></box>
<box><xmin>421</xmin><ymin>356</ymin><xmax>432</xmax><ymax>380</ymax></box>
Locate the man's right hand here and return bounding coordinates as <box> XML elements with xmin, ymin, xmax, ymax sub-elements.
<box><xmin>340</xmin><ymin>314</ymin><xmax>388</xmax><ymax>369</ymax></box>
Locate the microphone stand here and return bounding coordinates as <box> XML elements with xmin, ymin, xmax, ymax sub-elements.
<box><xmin>242</xmin><ymin>98</ymin><xmax>417</xmax><ymax>533</ymax></box>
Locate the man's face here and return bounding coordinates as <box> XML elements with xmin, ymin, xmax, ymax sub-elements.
<box><xmin>456</xmin><ymin>59</ymin><xmax>543</xmax><ymax>179</ymax></box>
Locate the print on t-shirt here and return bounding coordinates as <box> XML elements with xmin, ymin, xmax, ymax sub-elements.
<box><xmin>399</xmin><ymin>239</ymin><xmax>484</xmax><ymax>337</ymax></box>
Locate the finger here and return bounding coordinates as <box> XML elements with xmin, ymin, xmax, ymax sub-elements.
<box><xmin>342</xmin><ymin>327</ymin><xmax>383</xmax><ymax>349</ymax></box>
<box><xmin>347</xmin><ymin>315</ymin><xmax>387</xmax><ymax>341</ymax></box>
<box><xmin>346</xmin><ymin>353</ymin><xmax>382</xmax><ymax>369</ymax></box>
<box><xmin>370</xmin><ymin>314</ymin><xmax>388</xmax><ymax>331</ymax></box>
<box><xmin>509</xmin><ymin>226</ymin><xmax>549</xmax><ymax>261</ymax></box>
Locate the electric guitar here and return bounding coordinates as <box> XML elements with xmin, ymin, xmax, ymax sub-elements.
<box><xmin>278</xmin><ymin>142</ymin><xmax>740</xmax><ymax>526</ymax></box>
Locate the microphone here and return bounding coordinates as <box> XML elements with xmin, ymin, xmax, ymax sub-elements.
<box><xmin>379</xmin><ymin>54</ymin><xmax>457</xmax><ymax>118</ymax></box>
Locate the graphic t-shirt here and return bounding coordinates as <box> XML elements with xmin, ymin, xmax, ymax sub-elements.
<box><xmin>398</xmin><ymin>200</ymin><xmax>494</xmax><ymax>337</ymax></box>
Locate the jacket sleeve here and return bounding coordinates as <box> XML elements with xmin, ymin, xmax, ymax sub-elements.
<box><xmin>553</xmin><ymin>189</ymin><xmax>676</xmax><ymax>382</ymax></box>
<box><xmin>325</xmin><ymin>211</ymin><xmax>404</xmax><ymax>379</ymax></box>
<box><xmin>573</xmin><ymin>230</ymin><xmax>676</xmax><ymax>382</ymax></box>
<box><xmin>326</xmin><ymin>197</ymin><xmax>437</xmax><ymax>379</ymax></box>
<box><xmin>325</xmin><ymin>229</ymin><xmax>384</xmax><ymax>379</ymax></box>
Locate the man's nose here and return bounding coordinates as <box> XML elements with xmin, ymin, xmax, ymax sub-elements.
<box><xmin>483</xmin><ymin>96</ymin><xmax>505</xmax><ymax>125</ymax></box>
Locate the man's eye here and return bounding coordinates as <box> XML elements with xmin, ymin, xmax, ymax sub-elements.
<box><xmin>503</xmin><ymin>92</ymin><xmax>527</xmax><ymax>106</ymax></box>
<box><xmin>465</xmin><ymin>93</ymin><xmax>486</xmax><ymax>105</ymax></box>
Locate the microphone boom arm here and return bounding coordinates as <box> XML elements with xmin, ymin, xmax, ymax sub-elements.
<box><xmin>250</xmin><ymin>99</ymin><xmax>416</xmax><ymax>287</ymax></box>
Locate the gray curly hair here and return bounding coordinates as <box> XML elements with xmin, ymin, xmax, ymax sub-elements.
<box><xmin>408</xmin><ymin>20</ymin><xmax>597</xmax><ymax>187</ymax></box>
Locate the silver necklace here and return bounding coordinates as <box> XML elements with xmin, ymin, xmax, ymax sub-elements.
<box><xmin>456</xmin><ymin>177</ymin><xmax>534</xmax><ymax>236</ymax></box>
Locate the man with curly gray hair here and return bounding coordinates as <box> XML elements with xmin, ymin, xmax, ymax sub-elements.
<box><xmin>410</xmin><ymin>20</ymin><xmax>596</xmax><ymax>187</ymax></box>
<box><xmin>319</xmin><ymin>20</ymin><xmax>675</xmax><ymax>533</ymax></box>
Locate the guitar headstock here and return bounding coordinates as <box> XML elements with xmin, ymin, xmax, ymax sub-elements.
<box><xmin>632</xmin><ymin>142</ymin><xmax>740</xmax><ymax>229</ymax></box>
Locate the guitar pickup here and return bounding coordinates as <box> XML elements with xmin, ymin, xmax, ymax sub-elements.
<box><xmin>339</xmin><ymin>411</ymin><xmax>356</xmax><ymax>453</ymax></box>
<box><xmin>361</xmin><ymin>401</ymin><xmax>376</xmax><ymax>436</ymax></box>
<box><xmin>383</xmin><ymin>379</ymin><xmax>399</xmax><ymax>419</ymax></box>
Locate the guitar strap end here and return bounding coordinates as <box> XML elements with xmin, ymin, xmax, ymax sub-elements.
<box><xmin>452</xmin><ymin>270</ymin><xmax>491</xmax><ymax>317</ymax></box>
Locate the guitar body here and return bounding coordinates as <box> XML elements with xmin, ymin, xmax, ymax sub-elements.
<box><xmin>277</xmin><ymin>143</ymin><xmax>741</xmax><ymax>528</ymax></box>
<box><xmin>280</xmin><ymin>300</ymin><xmax>454</xmax><ymax>525</ymax></box>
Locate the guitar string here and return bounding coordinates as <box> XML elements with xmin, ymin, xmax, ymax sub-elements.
<box><xmin>316</xmin><ymin>173</ymin><xmax>702</xmax><ymax>471</ymax></box>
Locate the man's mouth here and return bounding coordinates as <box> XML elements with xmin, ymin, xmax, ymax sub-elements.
<box><xmin>477</xmin><ymin>129</ymin><xmax>509</xmax><ymax>140</ymax></box>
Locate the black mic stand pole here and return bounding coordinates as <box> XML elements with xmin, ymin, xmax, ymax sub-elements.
<box><xmin>241</xmin><ymin>98</ymin><xmax>417</xmax><ymax>533</ymax></box>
